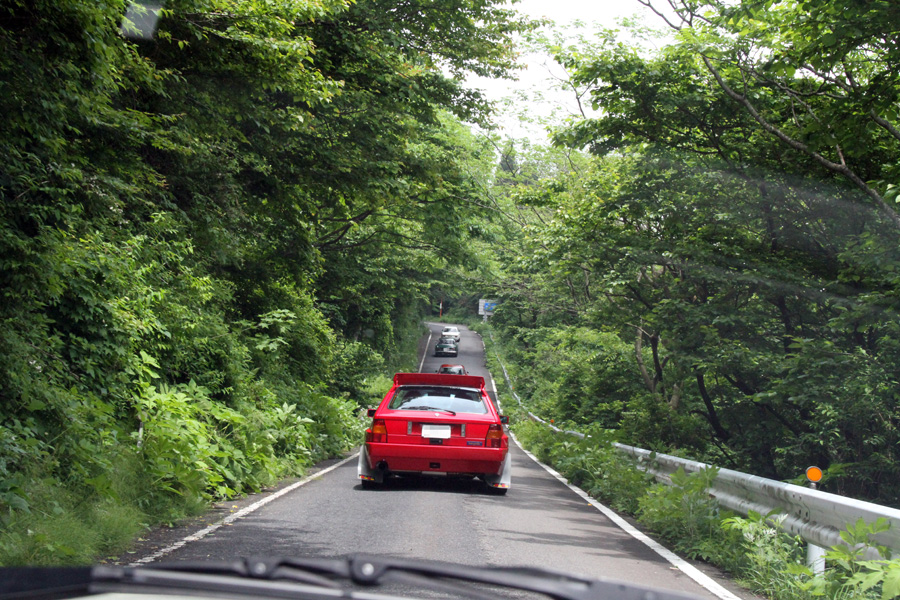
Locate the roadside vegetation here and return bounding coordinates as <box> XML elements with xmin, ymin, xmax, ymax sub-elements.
<box><xmin>480</xmin><ymin>329</ymin><xmax>900</xmax><ymax>600</ymax></box>
<box><xmin>473</xmin><ymin>0</ymin><xmax>900</xmax><ymax>507</ymax></box>
<box><xmin>515</xmin><ymin>417</ymin><xmax>900</xmax><ymax>600</ymax></box>
<box><xmin>0</xmin><ymin>0</ymin><xmax>528</xmax><ymax>564</ymax></box>
<box><xmin>5</xmin><ymin>0</ymin><xmax>900</xmax><ymax>582</ymax></box>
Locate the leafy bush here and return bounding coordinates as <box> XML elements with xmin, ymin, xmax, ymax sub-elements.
<box><xmin>722</xmin><ymin>512</ymin><xmax>812</xmax><ymax>600</ymax></box>
<box><xmin>511</xmin><ymin>421</ymin><xmax>653</xmax><ymax>514</ymax></box>
<box><xmin>636</xmin><ymin>467</ymin><xmax>726</xmax><ymax>559</ymax></box>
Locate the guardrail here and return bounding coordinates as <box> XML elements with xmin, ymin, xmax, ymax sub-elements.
<box><xmin>487</xmin><ymin>333</ymin><xmax>900</xmax><ymax>562</ymax></box>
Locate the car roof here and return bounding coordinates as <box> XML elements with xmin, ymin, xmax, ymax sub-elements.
<box><xmin>393</xmin><ymin>372</ymin><xmax>484</xmax><ymax>389</ymax></box>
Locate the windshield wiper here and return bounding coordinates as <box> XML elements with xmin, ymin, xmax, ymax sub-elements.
<box><xmin>402</xmin><ymin>406</ymin><xmax>456</xmax><ymax>415</ymax></box>
<box><xmin>2</xmin><ymin>555</ymin><xmax>701</xmax><ymax>600</ymax></box>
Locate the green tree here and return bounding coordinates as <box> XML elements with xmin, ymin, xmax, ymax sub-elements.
<box><xmin>482</xmin><ymin>4</ymin><xmax>900</xmax><ymax>499</ymax></box>
<box><xmin>0</xmin><ymin>0</ymin><xmax>529</xmax><ymax>562</ymax></box>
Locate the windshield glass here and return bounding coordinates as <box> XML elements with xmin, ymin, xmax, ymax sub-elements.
<box><xmin>11</xmin><ymin>1</ymin><xmax>897</xmax><ymax>597</ymax></box>
<box><xmin>388</xmin><ymin>386</ymin><xmax>487</xmax><ymax>414</ymax></box>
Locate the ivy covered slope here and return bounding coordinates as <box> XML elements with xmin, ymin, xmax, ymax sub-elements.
<box><xmin>483</xmin><ymin>0</ymin><xmax>900</xmax><ymax>504</ymax></box>
<box><xmin>0</xmin><ymin>0</ymin><xmax>526</xmax><ymax>562</ymax></box>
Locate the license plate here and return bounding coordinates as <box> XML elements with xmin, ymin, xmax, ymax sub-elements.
<box><xmin>421</xmin><ymin>424</ymin><xmax>451</xmax><ymax>439</ymax></box>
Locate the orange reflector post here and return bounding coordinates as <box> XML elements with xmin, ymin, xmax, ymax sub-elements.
<box><xmin>806</xmin><ymin>466</ymin><xmax>823</xmax><ymax>483</ymax></box>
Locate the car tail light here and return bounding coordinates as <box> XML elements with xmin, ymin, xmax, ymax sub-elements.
<box><xmin>485</xmin><ymin>424</ymin><xmax>504</xmax><ymax>448</ymax></box>
<box><xmin>367</xmin><ymin>419</ymin><xmax>387</xmax><ymax>443</ymax></box>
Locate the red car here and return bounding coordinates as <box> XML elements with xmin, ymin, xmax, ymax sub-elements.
<box><xmin>437</xmin><ymin>364</ymin><xmax>467</xmax><ymax>375</ymax></box>
<box><xmin>358</xmin><ymin>373</ymin><xmax>511</xmax><ymax>493</ymax></box>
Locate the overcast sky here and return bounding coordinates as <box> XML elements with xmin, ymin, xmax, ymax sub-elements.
<box><xmin>472</xmin><ymin>0</ymin><xmax>670</xmax><ymax>142</ymax></box>
<box><xmin>515</xmin><ymin>0</ymin><xmax>645</xmax><ymax>27</ymax></box>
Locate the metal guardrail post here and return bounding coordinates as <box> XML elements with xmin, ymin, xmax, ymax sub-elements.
<box><xmin>805</xmin><ymin>467</ymin><xmax>826</xmax><ymax>574</ymax></box>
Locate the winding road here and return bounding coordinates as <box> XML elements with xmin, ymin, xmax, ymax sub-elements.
<box><xmin>126</xmin><ymin>323</ymin><xmax>755</xmax><ymax>600</ymax></box>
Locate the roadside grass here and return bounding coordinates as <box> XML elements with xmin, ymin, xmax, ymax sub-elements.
<box><xmin>483</xmin><ymin>325</ymin><xmax>899</xmax><ymax>600</ymax></box>
<box><xmin>509</xmin><ymin>418</ymin><xmax>898</xmax><ymax>600</ymax></box>
<box><xmin>0</xmin><ymin>453</ymin><xmax>200</xmax><ymax>565</ymax></box>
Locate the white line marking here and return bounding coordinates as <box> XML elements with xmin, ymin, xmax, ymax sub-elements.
<box><xmin>418</xmin><ymin>324</ymin><xmax>433</xmax><ymax>373</ymax></box>
<box><xmin>507</xmin><ymin>433</ymin><xmax>742</xmax><ymax>600</ymax></box>
<box><xmin>130</xmin><ymin>452</ymin><xmax>360</xmax><ymax>566</ymax></box>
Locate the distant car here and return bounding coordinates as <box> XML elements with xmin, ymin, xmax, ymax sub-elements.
<box><xmin>434</xmin><ymin>337</ymin><xmax>458</xmax><ymax>357</ymax></box>
<box><xmin>441</xmin><ymin>326</ymin><xmax>461</xmax><ymax>341</ymax></box>
<box><xmin>358</xmin><ymin>372</ymin><xmax>511</xmax><ymax>493</ymax></box>
<box><xmin>437</xmin><ymin>364</ymin><xmax>467</xmax><ymax>375</ymax></box>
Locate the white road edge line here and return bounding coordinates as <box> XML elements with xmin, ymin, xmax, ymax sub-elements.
<box><xmin>508</xmin><ymin>432</ymin><xmax>743</xmax><ymax>600</ymax></box>
<box><xmin>130</xmin><ymin>452</ymin><xmax>360</xmax><ymax>566</ymax></box>
<box><xmin>418</xmin><ymin>325</ymin><xmax>433</xmax><ymax>373</ymax></box>
<box><xmin>478</xmin><ymin>335</ymin><xmax>501</xmax><ymax>411</ymax></box>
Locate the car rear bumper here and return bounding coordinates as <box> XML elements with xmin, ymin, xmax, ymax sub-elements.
<box><xmin>365</xmin><ymin>442</ymin><xmax>507</xmax><ymax>476</ymax></box>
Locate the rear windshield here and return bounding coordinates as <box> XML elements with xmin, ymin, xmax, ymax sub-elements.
<box><xmin>389</xmin><ymin>386</ymin><xmax>487</xmax><ymax>414</ymax></box>
<box><xmin>440</xmin><ymin>367</ymin><xmax>464</xmax><ymax>374</ymax></box>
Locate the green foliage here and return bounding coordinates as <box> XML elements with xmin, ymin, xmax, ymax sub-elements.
<box><xmin>511</xmin><ymin>420</ymin><xmax>653</xmax><ymax>514</ymax></box>
<box><xmin>469</xmin><ymin>0</ymin><xmax>900</xmax><ymax>505</ymax></box>
<box><xmin>359</xmin><ymin>374</ymin><xmax>395</xmax><ymax>409</ymax></box>
<box><xmin>721</xmin><ymin>514</ymin><xmax>900</xmax><ymax>600</ymax></box>
<box><xmin>0</xmin><ymin>0</ymin><xmax>524</xmax><ymax>565</ymax></box>
<box><xmin>824</xmin><ymin>519</ymin><xmax>895</xmax><ymax>599</ymax></box>
<box><xmin>485</xmin><ymin>121</ymin><xmax>900</xmax><ymax>500</ymax></box>
<box><xmin>722</xmin><ymin>512</ymin><xmax>814</xmax><ymax>600</ymax></box>
<box><xmin>637</xmin><ymin>467</ymin><xmax>727</xmax><ymax>559</ymax></box>
<box><xmin>502</xmin><ymin>327</ymin><xmax>642</xmax><ymax>427</ymax></box>
<box><xmin>0</xmin><ymin>454</ymin><xmax>163</xmax><ymax>566</ymax></box>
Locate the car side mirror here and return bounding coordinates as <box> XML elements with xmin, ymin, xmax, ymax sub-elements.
<box><xmin>499</xmin><ymin>416</ymin><xmax>509</xmax><ymax>425</ymax></box>
<box><xmin>367</xmin><ymin>408</ymin><xmax>377</xmax><ymax>417</ymax></box>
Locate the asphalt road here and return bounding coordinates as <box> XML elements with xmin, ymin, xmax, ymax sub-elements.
<box><xmin>139</xmin><ymin>322</ymin><xmax>753</xmax><ymax>600</ymax></box>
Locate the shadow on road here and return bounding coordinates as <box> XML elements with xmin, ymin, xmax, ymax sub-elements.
<box><xmin>355</xmin><ymin>474</ymin><xmax>505</xmax><ymax>496</ymax></box>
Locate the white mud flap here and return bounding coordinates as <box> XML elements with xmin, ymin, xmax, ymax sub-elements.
<box><xmin>357</xmin><ymin>445</ymin><xmax>384</xmax><ymax>484</ymax></box>
<box><xmin>484</xmin><ymin>451</ymin><xmax>511</xmax><ymax>491</ymax></box>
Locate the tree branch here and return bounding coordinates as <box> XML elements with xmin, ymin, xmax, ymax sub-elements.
<box><xmin>699</xmin><ymin>54</ymin><xmax>900</xmax><ymax>228</ymax></box>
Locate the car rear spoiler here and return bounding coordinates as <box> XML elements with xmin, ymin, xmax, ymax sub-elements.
<box><xmin>394</xmin><ymin>372</ymin><xmax>485</xmax><ymax>389</ymax></box>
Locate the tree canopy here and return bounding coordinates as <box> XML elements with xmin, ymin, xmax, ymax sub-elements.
<box><xmin>5</xmin><ymin>0</ymin><xmax>900</xmax><ymax>565</ymax></box>
<box><xmin>0</xmin><ymin>0</ymin><xmax>529</xmax><ymax>563</ymax></box>
<box><xmin>477</xmin><ymin>0</ymin><xmax>900</xmax><ymax>504</ymax></box>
